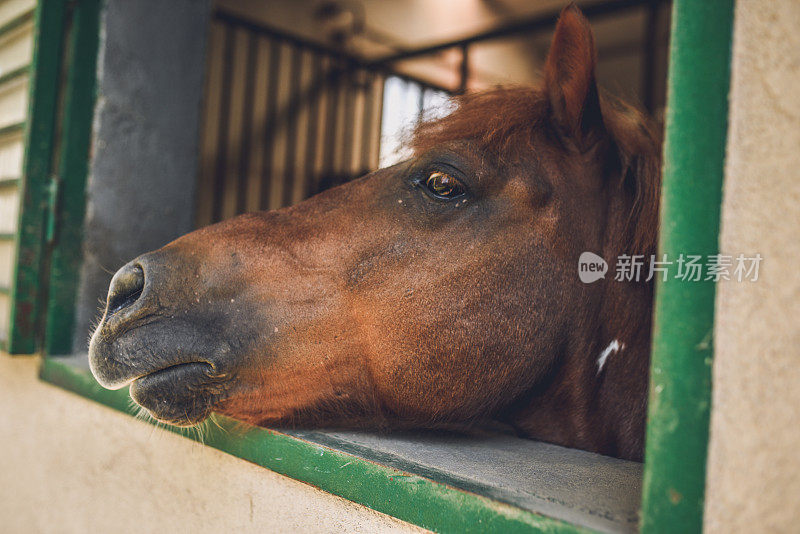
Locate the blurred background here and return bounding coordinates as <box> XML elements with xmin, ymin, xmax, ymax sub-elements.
<box><xmin>194</xmin><ymin>0</ymin><xmax>670</xmax><ymax>226</ymax></box>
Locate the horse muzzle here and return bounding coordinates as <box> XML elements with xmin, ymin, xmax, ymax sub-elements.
<box><xmin>88</xmin><ymin>254</ymin><xmax>245</xmax><ymax>426</ymax></box>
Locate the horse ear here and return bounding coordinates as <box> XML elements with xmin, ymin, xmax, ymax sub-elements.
<box><xmin>544</xmin><ymin>3</ymin><xmax>604</xmax><ymax>150</ymax></box>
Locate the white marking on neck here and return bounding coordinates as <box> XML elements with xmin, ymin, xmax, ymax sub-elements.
<box><xmin>597</xmin><ymin>339</ymin><xmax>625</xmax><ymax>374</ymax></box>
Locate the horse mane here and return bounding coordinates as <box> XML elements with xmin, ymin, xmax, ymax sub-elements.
<box><xmin>412</xmin><ymin>86</ymin><xmax>662</xmax><ymax>257</ymax></box>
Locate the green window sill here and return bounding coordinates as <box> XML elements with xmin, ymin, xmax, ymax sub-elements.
<box><xmin>40</xmin><ymin>355</ymin><xmax>641</xmax><ymax>534</ymax></box>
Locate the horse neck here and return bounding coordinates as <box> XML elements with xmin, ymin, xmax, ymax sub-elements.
<box><xmin>527</xmin><ymin>142</ymin><xmax>659</xmax><ymax>459</ymax></box>
<box><xmin>504</xmin><ymin>233</ymin><xmax>654</xmax><ymax>460</ymax></box>
<box><xmin>584</xmin><ymin>240</ymin><xmax>654</xmax><ymax>460</ymax></box>
<box><xmin>504</xmin><ymin>274</ymin><xmax>652</xmax><ymax>459</ymax></box>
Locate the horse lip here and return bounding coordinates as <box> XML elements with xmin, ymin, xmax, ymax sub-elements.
<box><xmin>89</xmin><ymin>312</ymin><xmax>216</xmax><ymax>390</ymax></box>
<box><xmin>129</xmin><ymin>361</ymin><xmax>219</xmax><ymax>427</ymax></box>
<box><xmin>134</xmin><ymin>361</ymin><xmax>214</xmax><ymax>384</ymax></box>
<box><xmin>89</xmin><ymin>343</ymin><xmax>215</xmax><ymax>389</ymax></box>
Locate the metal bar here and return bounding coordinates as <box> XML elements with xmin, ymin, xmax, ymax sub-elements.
<box><xmin>340</xmin><ymin>69</ymin><xmax>356</xmax><ymax>180</ymax></box>
<box><xmin>235</xmin><ymin>32</ymin><xmax>258</xmax><ymax>214</ymax></box>
<box><xmin>0</xmin><ymin>233</ymin><xmax>16</xmax><ymax>240</ymax></box>
<box><xmin>211</xmin><ymin>24</ymin><xmax>235</xmax><ymax>223</ymax></box>
<box><xmin>0</xmin><ymin>177</ymin><xmax>19</xmax><ymax>188</ymax></box>
<box><xmin>640</xmin><ymin>1</ymin><xmax>735</xmax><ymax>532</ymax></box>
<box><xmin>259</xmin><ymin>38</ymin><xmax>281</xmax><ymax>210</ymax></box>
<box><xmin>0</xmin><ymin>64</ymin><xmax>29</xmax><ymax>88</ymax></box>
<box><xmin>0</xmin><ymin>121</ymin><xmax>25</xmax><ymax>138</ymax></box>
<box><xmin>43</xmin><ymin>0</ymin><xmax>101</xmax><ymax>355</ymax></box>
<box><xmin>370</xmin><ymin>0</ymin><xmax>666</xmax><ymax>65</ymax></box>
<box><xmin>214</xmin><ymin>9</ymin><xmax>351</xmax><ymax>63</ymax></box>
<box><xmin>6</xmin><ymin>0</ymin><xmax>67</xmax><ymax>354</ymax></box>
<box><xmin>459</xmin><ymin>44</ymin><xmax>469</xmax><ymax>94</ymax></box>
<box><xmin>213</xmin><ymin>8</ymin><xmax>452</xmax><ymax>94</ymax></box>
<box><xmin>0</xmin><ymin>286</ymin><xmax>11</xmax><ymax>296</ymax></box>
<box><xmin>371</xmin><ymin>73</ymin><xmax>385</xmax><ymax>169</ymax></box>
<box><xmin>359</xmin><ymin>72</ymin><xmax>376</xmax><ymax>175</ymax></box>
<box><xmin>416</xmin><ymin>85</ymin><xmax>426</xmax><ymax>122</ymax></box>
<box><xmin>281</xmin><ymin>45</ymin><xmax>302</xmax><ymax>207</ymax></box>
<box><xmin>0</xmin><ymin>8</ymin><xmax>34</xmax><ymax>39</ymax></box>
<box><xmin>301</xmin><ymin>52</ymin><xmax>322</xmax><ymax>199</ymax></box>
<box><xmin>320</xmin><ymin>60</ymin><xmax>342</xmax><ymax>192</ymax></box>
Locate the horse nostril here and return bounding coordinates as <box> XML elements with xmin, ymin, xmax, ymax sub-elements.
<box><xmin>107</xmin><ymin>263</ymin><xmax>145</xmax><ymax>316</ymax></box>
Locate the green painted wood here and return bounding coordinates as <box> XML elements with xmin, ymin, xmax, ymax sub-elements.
<box><xmin>40</xmin><ymin>357</ymin><xmax>592</xmax><ymax>534</ymax></box>
<box><xmin>44</xmin><ymin>0</ymin><xmax>100</xmax><ymax>355</ymax></box>
<box><xmin>0</xmin><ymin>286</ymin><xmax>10</xmax><ymax>296</ymax></box>
<box><xmin>0</xmin><ymin>64</ymin><xmax>29</xmax><ymax>87</ymax></box>
<box><xmin>640</xmin><ymin>1</ymin><xmax>735</xmax><ymax>533</ymax></box>
<box><xmin>6</xmin><ymin>0</ymin><xmax>67</xmax><ymax>354</ymax></box>
<box><xmin>0</xmin><ymin>233</ymin><xmax>17</xmax><ymax>240</ymax></box>
<box><xmin>0</xmin><ymin>8</ymin><xmax>34</xmax><ymax>38</ymax></box>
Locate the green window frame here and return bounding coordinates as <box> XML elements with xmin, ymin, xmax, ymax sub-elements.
<box><xmin>17</xmin><ymin>0</ymin><xmax>736</xmax><ymax>532</ymax></box>
<box><xmin>641</xmin><ymin>2</ymin><xmax>734</xmax><ymax>531</ymax></box>
<box><xmin>2</xmin><ymin>0</ymin><xmax>97</xmax><ymax>354</ymax></box>
<box><xmin>0</xmin><ymin>1</ymin><xmax>45</xmax><ymax>353</ymax></box>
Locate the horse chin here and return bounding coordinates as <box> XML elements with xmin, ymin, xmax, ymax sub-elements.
<box><xmin>128</xmin><ymin>362</ymin><xmax>221</xmax><ymax>427</ymax></box>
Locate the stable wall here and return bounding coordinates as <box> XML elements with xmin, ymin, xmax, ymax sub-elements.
<box><xmin>704</xmin><ymin>0</ymin><xmax>800</xmax><ymax>531</ymax></box>
<box><xmin>0</xmin><ymin>354</ymin><xmax>424</xmax><ymax>534</ymax></box>
<box><xmin>71</xmin><ymin>0</ymin><xmax>210</xmax><ymax>352</ymax></box>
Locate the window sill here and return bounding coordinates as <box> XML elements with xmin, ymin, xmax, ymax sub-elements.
<box><xmin>40</xmin><ymin>355</ymin><xmax>642</xmax><ymax>534</ymax></box>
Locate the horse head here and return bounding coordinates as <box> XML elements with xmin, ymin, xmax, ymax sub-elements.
<box><xmin>89</xmin><ymin>5</ymin><xmax>661</xmax><ymax>460</ymax></box>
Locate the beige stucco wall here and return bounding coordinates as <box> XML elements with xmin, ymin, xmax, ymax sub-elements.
<box><xmin>0</xmin><ymin>355</ymin><xmax>425</xmax><ymax>534</ymax></box>
<box><xmin>704</xmin><ymin>1</ymin><xmax>800</xmax><ymax>532</ymax></box>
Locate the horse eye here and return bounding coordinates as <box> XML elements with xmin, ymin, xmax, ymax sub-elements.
<box><xmin>423</xmin><ymin>171</ymin><xmax>465</xmax><ymax>199</ymax></box>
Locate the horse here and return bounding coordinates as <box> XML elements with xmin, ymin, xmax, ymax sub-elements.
<box><xmin>88</xmin><ymin>4</ymin><xmax>661</xmax><ymax>461</ymax></box>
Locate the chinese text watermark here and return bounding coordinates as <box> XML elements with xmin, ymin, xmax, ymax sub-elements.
<box><xmin>578</xmin><ymin>253</ymin><xmax>762</xmax><ymax>284</ymax></box>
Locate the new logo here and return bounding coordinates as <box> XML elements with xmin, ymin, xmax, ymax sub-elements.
<box><xmin>578</xmin><ymin>252</ymin><xmax>608</xmax><ymax>283</ymax></box>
